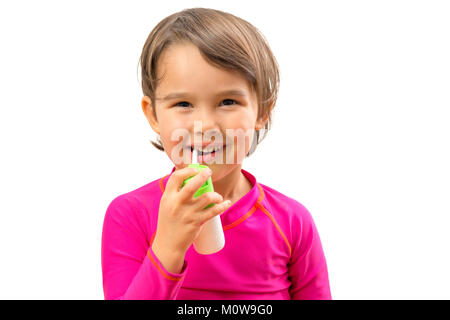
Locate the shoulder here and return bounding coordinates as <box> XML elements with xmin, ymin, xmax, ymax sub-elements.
<box><xmin>103</xmin><ymin>174</ymin><xmax>167</xmax><ymax>229</ymax></box>
<box><xmin>258</xmin><ymin>182</ymin><xmax>314</xmax><ymax>224</ymax></box>
<box><xmin>256</xmin><ymin>182</ymin><xmax>327</xmax><ymax>265</ymax></box>
<box><xmin>257</xmin><ymin>182</ymin><xmax>316</xmax><ymax>246</ymax></box>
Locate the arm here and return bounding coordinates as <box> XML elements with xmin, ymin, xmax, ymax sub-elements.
<box><xmin>101</xmin><ymin>196</ymin><xmax>188</xmax><ymax>300</ymax></box>
<box><xmin>288</xmin><ymin>206</ymin><xmax>331</xmax><ymax>300</ymax></box>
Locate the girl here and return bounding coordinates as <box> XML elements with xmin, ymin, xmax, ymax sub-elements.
<box><xmin>101</xmin><ymin>7</ymin><xmax>331</xmax><ymax>300</ymax></box>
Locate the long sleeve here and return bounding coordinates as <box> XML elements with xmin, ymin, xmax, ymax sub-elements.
<box><xmin>288</xmin><ymin>206</ymin><xmax>331</xmax><ymax>300</ymax></box>
<box><xmin>101</xmin><ymin>195</ymin><xmax>189</xmax><ymax>300</ymax></box>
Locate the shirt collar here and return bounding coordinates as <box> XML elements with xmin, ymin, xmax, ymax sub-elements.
<box><xmin>160</xmin><ymin>166</ymin><xmax>264</xmax><ymax>229</ymax></box>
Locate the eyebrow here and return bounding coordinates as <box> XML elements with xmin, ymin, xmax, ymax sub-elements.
<box><xmin>155</xmin><ymin>89</ymin><xmax>248</xmax><ymax>101</ymax></box>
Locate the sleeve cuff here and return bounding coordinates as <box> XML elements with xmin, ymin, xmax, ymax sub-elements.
<box><xmin>147</xmin><ymin>246</ymin><xmax>188</xmax><ymax>281</ymax></box>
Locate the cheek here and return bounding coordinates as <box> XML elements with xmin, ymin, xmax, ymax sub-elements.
<box><xmin>223</xmin><ymin>130</ymin><xmax>253</xmax><ymax>164</ymax></box>
<box><xmin>223</xmin><ymin>111</ymin><xmax>255</xmax><ymax>131</ymax></box>
<box><xmin>227</xmin><ymin>115</ymin><xmax>255</xmax><ymax>143</ymax></box>
<box><xmin>159</xmin><ymin>116</ymin><xmax>187</xmax><ymax>145</ymax></box>
<box><xmin>223</xmin><ymin>122</ymin><xmax>256</xmax><ymax>164</ymax></box>
<box><xmin>161</xmin><ymin>133</ymin><xmax>191</xmax><ymax>166</ymax></box>
<box><xmin>158</xmin><ymin>118</ymin><xmax>191</xmax><ymax>164</ymax></box>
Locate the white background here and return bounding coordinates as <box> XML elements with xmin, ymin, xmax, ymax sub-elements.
<box><xmin>0</xmin><ymin>0</ymin><xmax>449</xmax><ymax>299</ymax></box>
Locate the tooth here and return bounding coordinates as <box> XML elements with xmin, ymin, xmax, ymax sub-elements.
<box><xmin>192</xmin><ymin>145</ymin><xmax>222</xmax><ymax>153</ymax></box>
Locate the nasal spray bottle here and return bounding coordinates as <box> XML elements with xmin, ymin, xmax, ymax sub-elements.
<box><xmin>181</xmin><ymin>148</ymin><xmax>225</xmax><ymax>254</ymax></box>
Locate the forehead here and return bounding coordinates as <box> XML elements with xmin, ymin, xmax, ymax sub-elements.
<box><xmin>156</xmin><ymin>42</ymin><xmax>254</xmax><ymax>96</ymax></box>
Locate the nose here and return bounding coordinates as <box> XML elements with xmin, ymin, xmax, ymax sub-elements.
<box><xmin>192</xmin><ymin>108</ymin><xmax>220</xmax><ymax>140</ymax></box>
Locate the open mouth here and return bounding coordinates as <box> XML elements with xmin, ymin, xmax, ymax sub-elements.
<box><xmin>189</xmin><ymin>145</ymin><xmax>226</xmax><ymax>163</ymax></box>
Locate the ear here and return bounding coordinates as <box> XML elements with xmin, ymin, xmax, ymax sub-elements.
<box><xmin>255</xmin><ymin>102</ymin><xmax>274</xmax><ymax>130</ymax></box>
<box><xmin>141</xmin><ymin>96</ymin><xmax>160</xmax><ymax>134</ymax></box>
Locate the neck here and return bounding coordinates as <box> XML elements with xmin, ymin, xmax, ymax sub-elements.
<box><xmin>212</xmin><ymin>165</ymin><xmax>252</xmax><ymax>204</ymax></box>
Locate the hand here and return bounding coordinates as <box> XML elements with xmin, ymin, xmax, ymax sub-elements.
<box><xmin>153</xmin><ymin>166</ymin><xmax>231</xmax><ymax>256</ymax></box>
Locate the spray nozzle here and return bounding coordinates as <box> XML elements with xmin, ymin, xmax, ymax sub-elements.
<box><xmin>191</xmin><ymin>147</ymin><xmax>199</xmax><ymax>164</ymax></box>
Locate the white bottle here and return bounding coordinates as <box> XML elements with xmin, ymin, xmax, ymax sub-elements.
<box><xmin>188</xmin><ymin>148</ymin><xmax>225</xmax><ymax>254</ymax></box>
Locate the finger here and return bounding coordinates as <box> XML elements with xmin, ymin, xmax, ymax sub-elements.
<box><xmin>199</xmin><ymin>200</ymin><xmax>232</xmax><ymax>224</ymax></box>
<box><xmin>165</xmin><ymin>167</ymin><xmax>200</xmax><ymax>193</ymax></box>
<box><xmin>192</xmin><ymin>191</ymin><xmax>223</xmax><ymax>211</ymax></box>
<box><xmin>179</xmin><ymin>167</ymin><xmax>212</xmax><ymax>200</ymax></box>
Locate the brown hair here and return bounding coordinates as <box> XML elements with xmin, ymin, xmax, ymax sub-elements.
<box><xmin>139</xmin><ymin>7</ymin><xmax>280</xmax><ymax>156</ymax></box>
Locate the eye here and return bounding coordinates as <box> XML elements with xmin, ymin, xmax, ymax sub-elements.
<box><xmin>220</xmin><ymin>99</ymin><xmax>238</xmax><ymax>106</ymax></box>
<box><xmin>174</xmin><ymin>101</ymin><xmax>191</xmax><ymax>108</ymax></box>
<box><xmin>173</xmin><ymin>99</ymin><xmax>238</xmax><ymax>108</ymax></box>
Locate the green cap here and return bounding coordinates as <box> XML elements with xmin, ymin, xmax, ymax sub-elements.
<box><xmin>181</xmin><ymin>164</ymin><xmax>215</xmax><ymax>209</ymax></box>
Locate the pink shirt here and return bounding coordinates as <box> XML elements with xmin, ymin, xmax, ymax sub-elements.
<box><xmin>101</xmin><ymin>167</ymin><xmax>331</xmax><ymax>300</ymax></box>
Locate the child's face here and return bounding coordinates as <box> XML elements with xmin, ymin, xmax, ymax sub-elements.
<box><xmin>142</xmin><ymin>42</ymin><xmax>266</xmax><ymax>179</ymax></box>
